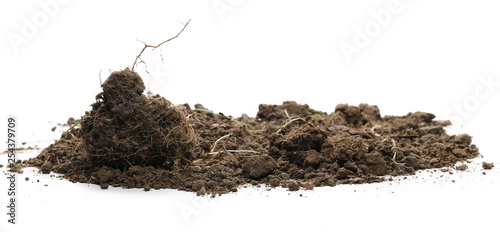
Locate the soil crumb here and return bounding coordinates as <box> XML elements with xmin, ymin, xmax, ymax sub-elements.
<box><xmin>482</xmin><ymin>162</ymin><xmax>494</xmax><ymax>170</ymax></box>
<box><xmin>18</xmin><ymin>69</ymin><xmax>480</xmax><ymax>195</ymax></box>
<box><xmin>455</xmin><ymin>164</ymin><xmax>468</xmax><ymax>171</ymax></box>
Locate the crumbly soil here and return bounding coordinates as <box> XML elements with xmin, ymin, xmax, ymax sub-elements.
<box><xmin>18</xmin><ymin>69</ymin><xmax>481</xmax><ymax>196</ymax></box>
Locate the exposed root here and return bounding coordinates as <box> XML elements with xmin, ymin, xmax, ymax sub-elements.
<box><xmin>132</xmin><ymin>19</ymin><xmax>191</xmax><ymax>71</ymax></box>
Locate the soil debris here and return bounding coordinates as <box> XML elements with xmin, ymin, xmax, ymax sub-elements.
<box><xmin>455</xmin><ymin>164</ymin><xmax>468</xmax><ymax>171</ymax></box>
<box><xmin>17</xmin><ymin>69</ymin><xmax>481</xmax><ymax>196</ymax></box>
<box><xmin>482</xmin><ymin>162</ymin><xmax>494</xmax><ymax>170</ymax></box>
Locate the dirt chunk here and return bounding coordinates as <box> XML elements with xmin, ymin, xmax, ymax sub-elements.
<box><xmin>257</xmin><ymin>101</ymin><xmax>322</xmax><ymax>120</ymax></box>
<box><xmin>482</xmin><ymin>162</ymin><xmax>494</xmax><ymax>170</ymax></box>
<box><xmin>452</xmin><ymin>134</ymin><xmax>472</xmax><ymax>145</ymax></box>
<box><xmin>101</xmin><ymin>68</ymin><xmax>145</xmax><ymax>103</ymax></box>
<box><xmin>67</xmin><ymin>117</ymin><xmax>77</xmax><ymax>127</ymax></box>
<box><xmin>455</xmin><ymin>164</ymin><xmax>468</xmax><ymax>171</ymax></box>
<box><xmin>362</xmin><ymin>152</ymin><xmax>388</xmax><ymax>176</ymax></box>
<box><xmin>40</xmin><ymin>162</ymin><xmax>52</xmax><ymax>174</ymax></box>
<box><xmin>332</xmin><ymin>104</ymin><xmax>362</xmax><ymax>127</ymax></box>
<box><xmin>197</xmin><ymin>187</ymin><xmax>207</xmax><ymax>196</ymax></box>
<box><xmin>269</xmin><ymin>123</ymin><xmax>327</xmax><ymax>160</ymax></box>
<box><xmin>322</xmin><ymin>136</ymin><xmax>367</xmax><ymax>162</ymax></box>
<box><xmin>241</xmin><ymin>155</ymin><xmax>277</xmax><ymax>180</ymax></box>
<box><xmin>302</xmin><ymin>150</ymin><xmax>324</xmax><ymax>169</ymax></box>
<box><xmin>80</xmin><ymin>69</ymin><xmax>197</xmax><ymax>170</ymax></box>
<box><xmin>287</xmin><ymin>181</ymin><xmax>300</xmax><ymax>191</ymax></box>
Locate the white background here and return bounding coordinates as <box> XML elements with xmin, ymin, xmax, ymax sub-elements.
<box><xmin>1</xmin><ymin>0</ymin><xmax>499</xmax><ymax>231</ymax></box>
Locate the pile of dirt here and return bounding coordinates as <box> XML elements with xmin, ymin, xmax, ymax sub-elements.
<box><xmin>80</xmin><ymin>69</ymin><xmax>197</xmax><ymax>170</ymax></box>
<box><xmin>19</xmin><ymin>69</ymin><xmax>481</xmax><ymax>196</ymax></box>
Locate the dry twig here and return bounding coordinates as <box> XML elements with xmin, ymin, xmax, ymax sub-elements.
<box><xmin>132</xmin><ymin>19</ymin><xmax>191</xmax><ymax>71</ymax></box>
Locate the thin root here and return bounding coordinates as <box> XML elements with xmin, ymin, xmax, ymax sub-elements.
<box><xmin>132</xmin><ymin>19</ymin><xmax>191</xmax><ymax>71</ymax></box>
<box><xmin>210</xmin><ymin>133</ymin><xmax>232</xmax><ymax>153</ymax></box>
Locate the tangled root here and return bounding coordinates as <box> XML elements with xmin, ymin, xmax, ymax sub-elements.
<box><xmin>80</xmin><ymin>69</ymin><xmax>197</xmax><ymax>170</ymax></box>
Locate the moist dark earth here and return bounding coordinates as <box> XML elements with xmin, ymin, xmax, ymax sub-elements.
<box><xmin>16</xmin><ymin>69</ymin><xmax>481</xmax><ymax>196</ymax></box>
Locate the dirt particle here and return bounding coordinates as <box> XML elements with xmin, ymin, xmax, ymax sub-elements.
<box><xmin>455</xmin><ymin>164</ymin><xmax>468</xmax><ymax>171</ymax></box>
<box><xmin>287</xmin><ymin>181</ymin><xmax>300</xmax><ymax>191</ymax></box>
<box><xmin>334</xmin><ymin>104</ymin><xmax>363</xmax><ymax>127</ymax></box>
<box><xmin>269</xmin><ymin>178</ymin><xmax>280</xmax><ymax>187</ymax></box>
<box><xmin>197</xmin><ymin>187</ymin><xmax>207</xmax><ymax>196</ymax></box>
<box><xmin>452</xmin><ymin>134</ymin><xmax>472</xmax><ymax>145</ymax></box>
<box><xmin>418</xmin><ymin>126</ymin><xmax>443</xmax><ymax>135</ymax></box>
<box><xmin>257</xmin><ymin>101</ymin><xmax>322</xmax><ymax>120</ymax></box>
<box><xmin>299</xmin><ymin>181</ymin><xmax>315</xmax><ymax>190</ymax></box>
<box><xmin>336</xmin><ymin>167</ymin><xmax>353</xmax><ymax>180</ymax></box>
<box><xmin>302</xmin><ymin>150</ymin><xmax>323</xmax><ymax>169</ymax></box>
<box><xmin>241</xmin><ymin>155</ymin><xmax>277</xmax><ymax>180</ymax></box>
<box><xmin>362</xmin><ymin>152</ymin><xmax>388</xmax><ymax>176</ymax></box>
<box><xmin>482</xmin><ymin>162</ymin><xmax>494</xmax><ymax>170</ymax></box>
<box><xmin>192</xmin><ymin>180</ymin><xmax>207</xmax><ymax>192</ymax></box>
<box><xmin>67</xmin><ymin>117</ymin><xmax>77</xmax><ymax>126</ymax></box>
<box><xmin>403</xmin><ymin>155</ymin><xmax>421</xmax><ymax>169</ymax></box>
<box><xmin>53</xmin><ymin>162</ymin><xmax>71</xmax><ymax>174</ymax></box>
<box><xmin>435</xmin><ymin>120</ymin><xmax>452</xmax><ymax>127</ymax></box>
<box><xmin>40</xmin><ymin>162</ymin><xmax>52</xmax><ymax>174</ymax></box>
<box><xmin>25</xmin><ymin>177</ymin><xmax>29</xmax><ymax>181</ymax></box>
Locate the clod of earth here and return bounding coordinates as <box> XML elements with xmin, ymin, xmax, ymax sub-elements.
<box><xmin>18</xmin><ymin>69</ymin><xmax>481</xmax><ymax>196</ymax></box>
<box><xmin>79</xmin><ymin>69</ymin><xmax>198</xmax><ymax>171</ymax></box>
<box><xmin>482</xmin><ymin>162</ymin><xmax>494</xmax><ymax>170</ymax></box>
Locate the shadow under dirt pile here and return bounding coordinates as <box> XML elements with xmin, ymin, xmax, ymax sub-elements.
<box><xmin>17</xmin><ymin>69</ymin><xmax>480</xmax><ymax>196</ymax></box>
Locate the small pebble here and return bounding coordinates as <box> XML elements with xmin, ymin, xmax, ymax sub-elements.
<box><xmin>197</xmin><ymin>186</ymin><xmax>207</xmax><ymax>196</ymax></box>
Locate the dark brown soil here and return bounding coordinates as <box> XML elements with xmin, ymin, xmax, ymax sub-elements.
<box><xmin>79</xmin><ymin>69</ymin><xmax>197</xmax><ymax>171</ymax></box>
<box><xmin>19</xmin><ymin>69</ymin><xmax>481</xmax><ymax>196</ymax></box>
